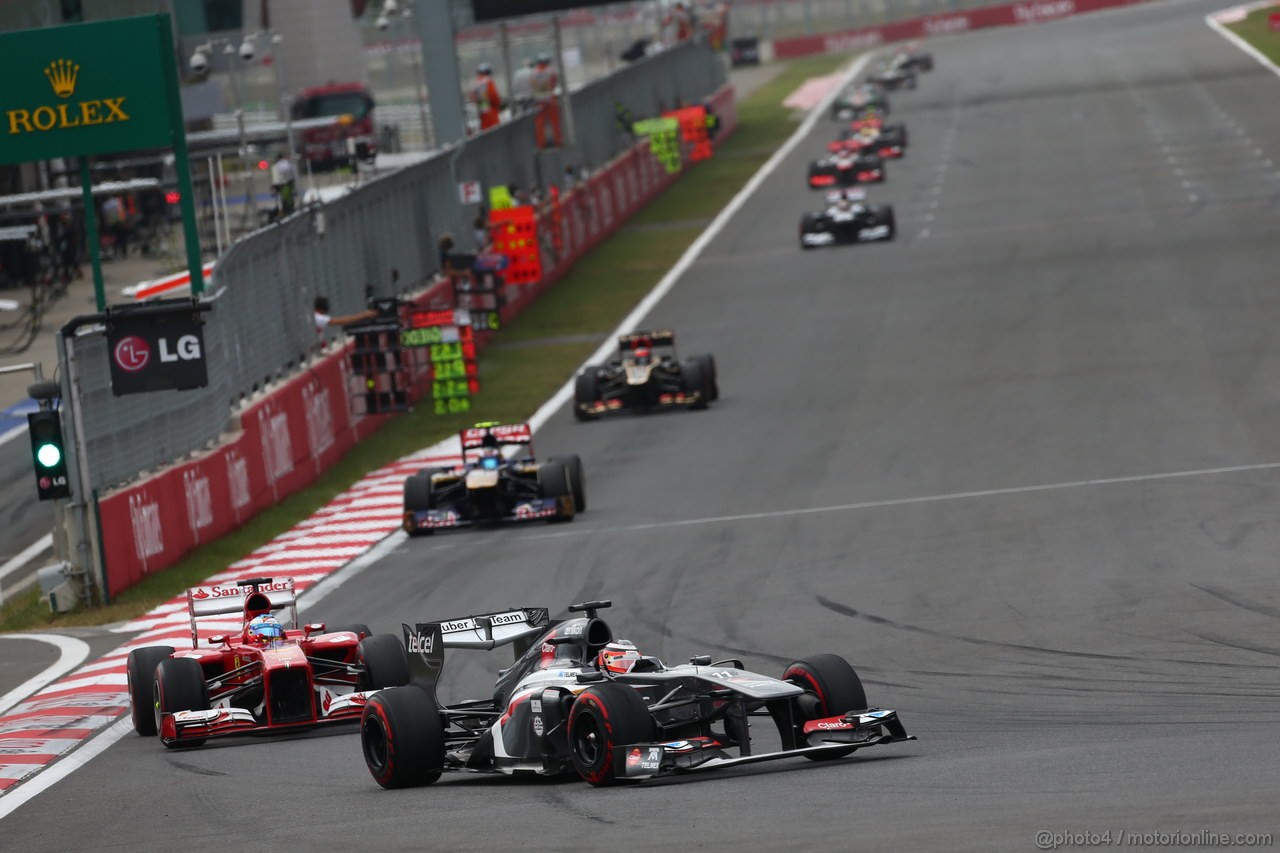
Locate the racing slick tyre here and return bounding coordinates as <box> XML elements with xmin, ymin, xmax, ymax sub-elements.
<box><xmin>358</xmin><ymin>634</ymin><xmax>412</xmax><ymax>690</ymax></box>
<box><xmin>548</xmin><ymin>454</ymin><xmax>587</xmax><ymax>512</ymax></box>
<box><xmin>882</xmin><ymin>206</ymin><xmax>897</xmax><ymax>241</ymax></box>
<box><xmin>680</xmin><ymin>360</ymin><xmax>711</xmax><ymax>410</ymax></box>
<box><xmin>403</xmin><ymin>474</ymin><xmax>435</xmax><ymax>537</ymax></box>
<box><xmin>330</xmin><ymin>623</ymin><xmax>373</xmax><ymax>640</ymax></box>
<box><xmin>568</xmin><ymin>683</ymin><xmax>657</xmax><ymax>787</ymax></box>
<box><xmin>800</xmin><ymin>213</ymin><xmax>822</xmax><ymax>250</ymax></box>
<box><xmin>362</xmin><ymin>686</ymin><xmax>446</xmax><ymax>789</ymax></box>
<box><xmin>573</xmin><ymin>370</ymin><xmax>602</xmax><ymax>421</ymax></box>
<box><xmin>538</xmin><ymin>462</ymin><xmax>575</xmax><ymax>522</ymax></box>
<box><xmin>690</xmin><ymin>354</ymin><xmax>719</xmax><ymax>401</ymax></box>
<box><xmin>781</xmin><ymin>654</ymin><xmax>868</xmax><ymax>760</ymax></box>
<box><xmin>154</xmin><ymin>657</ymin><xmax>210</xmax><ymax>749</ymax></box>
<box><xmin>127</xmin><ymin>645</ymin><xmax>174</xmax><ymax>736</ymax></box>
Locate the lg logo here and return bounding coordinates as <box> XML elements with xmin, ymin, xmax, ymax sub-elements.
<box><xmin>114</xmin><ymin>336</ymin><xmax>150</xmax><ymax>372</ymax></box>
<box><xmin>113</xmin><ymin>334</ymin><xmax>202</xmax><ymax>373</ymax></box>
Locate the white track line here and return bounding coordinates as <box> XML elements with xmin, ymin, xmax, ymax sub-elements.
<box><xmin>0</xmin><ymin>635</ymin><xmax>90</xmax><ymax>717</ymax></box>
<box><xmin>1205</xmin><ymin>4</ymin><xmax>1280</xmax><ymax>78</ymax></box>
<box><xmin>0</xmin><ymin>534</ymin><xmax>52</xmax><ymax>587</ymax></box>
<box><xmin>0</xmin><ymin>425</ymin><xmax>27</xmax><ymax>449</ymax></box>
<box><xmin>525</xmin><ymin>51</ymin><xmax>876</xmax><ymax>434</ymax></box>
<box><xmin>498</xmin><ymin>460</ymin><xmax>1280</xmax><ymax>542</ymax></box>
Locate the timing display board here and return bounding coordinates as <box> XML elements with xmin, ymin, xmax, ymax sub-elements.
<box><xmin>471</xmin><ymin>1</ymin><xmax>617</xmax><ymax>22</ymax></box>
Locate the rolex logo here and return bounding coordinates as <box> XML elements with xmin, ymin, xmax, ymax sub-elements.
<box><xmin>44</xmin><ymin>59</ymin><xmax>79</xmax><ymax>99</ymax></box>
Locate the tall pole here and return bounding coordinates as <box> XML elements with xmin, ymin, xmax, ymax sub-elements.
<box><xmin>78</xmin><ymin>159</ymin><xmax>106</xmax><ymax>312</ymax></box>
<box><xmin>413</xmin><ymin>0</ymin><xmax>466</xmax><ymax>147</ymax></box>
<box><xmin>552</xmin><ymin>15</ymin><xmax>576</xmax><ymax>147</ymax></box>
<box><xmin>269</xmin><ymin>32</ymin><xmax>296</xmax><ymax>165</ymax></box>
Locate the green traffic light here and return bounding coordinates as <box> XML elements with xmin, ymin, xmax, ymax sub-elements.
<box><xmin>36</xmin><ymin>443</ymin><xmax>62</xmax><ymax>469</ymax></box>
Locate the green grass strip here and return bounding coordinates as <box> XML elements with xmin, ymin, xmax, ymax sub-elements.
<box><xmin>0</xmin><ymin>52</ymin><xmax>848</xmax><ymax>633</ymax></box>
<box><xmin>1226</xmin><ymin>7</ymin><xmax>1280</xmax><ymax>66</ymax></box>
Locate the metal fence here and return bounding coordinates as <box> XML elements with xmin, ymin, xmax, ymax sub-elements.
<box><xmin>69</xmin><ymin>39</ymin><xmax>726</xmax><ymax>492</ymax></box>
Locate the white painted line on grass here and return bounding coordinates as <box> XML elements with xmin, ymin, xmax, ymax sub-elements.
<box><xmin>0</xmin><ymin>535</ymin><xmax>52</xmax><ymax>585</ymax></box>
<box><xmin>0</xmin><ymin>634</ymin><xmax>91</xmax><ymax>717</ymax></box>
<box><xmin>524</xmin><ymin>51</ymin><xmax>877</xmax><ymax>434</ymax></box>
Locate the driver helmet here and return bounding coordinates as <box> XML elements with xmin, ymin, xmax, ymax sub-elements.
<box><xmin>598</xmin><ymin>640</ymin><xmax>643</xmax><ymax>674</ymax></box>
<box><xmin>836</xmin><ymin>196</ymin><xmax>853</xmax><ymax>211</ymax></box>
<box><xmin>477</xmin><ymin>445</ymin><xmax>502</xmax><ymax>469</ymax></box>
<box><xmin>633</xmin><ymin>346</ymin><xmax>653</xmax><ymax>364</ymax></box>
<box><xmin>247</xmin><ymin>614</ymin><xmax>285</xmax><ymax>646</ymax></box>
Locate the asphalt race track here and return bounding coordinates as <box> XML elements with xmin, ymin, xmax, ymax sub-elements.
<box><xmin>7</xmin><ymin>1</ymin><xmax>1280</xmax><ymax>849</ymax></box>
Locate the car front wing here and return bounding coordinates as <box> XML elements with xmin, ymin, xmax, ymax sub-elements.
<box><xmin>158</xmin><ymin>691</ymin><xmax>378</xmax><ymax>745</ymax></box>
<box><xmin>614</xmin><ymin>709</ymin><xmax>914</xmax><ymax>780</ymax></box>
<box><xmin>406</xmin><ymin>496</ymin><xmax>573</xmax><ymax>531</ymax></box>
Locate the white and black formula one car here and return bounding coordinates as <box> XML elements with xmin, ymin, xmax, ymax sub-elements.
<box><xmin>402</xmin><ymin>422</ymin><xmax>585</xmax><ymax>535</ymax></box>
<box><xmin>573</xmin><ymin>330</ymin><xmax>718</xmax><ymax>420</ymax></box>
<box><xmin>359</xmin><ymin>600</ymin><xmax>914</xmax><ymax>788</ymax></box>
<box><xmin>893</xmin><ymin>42</ymin><xmax>934</xmax><ymax>72</ymax></box>
<box><xmin>800</xmin><ymin>189</ymin><xmax>896</xmax><ymax>249</ymax></box>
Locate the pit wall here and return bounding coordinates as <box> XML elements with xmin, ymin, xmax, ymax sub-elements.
<box><xmin>96</xmin><ymin>84</ymin><xmax>738</xmax><ymax>598</ymax></box>
<box><xmin>771</xmin><ymin>0</ymin><xmax>1160</xmax><ymax>59</ymax></box>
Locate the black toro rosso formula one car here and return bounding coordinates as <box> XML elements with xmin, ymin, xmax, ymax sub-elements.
<box><xmin>359</xmin><ymin>600</ymin><xmax>915</xmax><ymax>788</ymax></box>
<box><xmin>402</xmin><ymin>422</ymin><xmax>584</xmax><ymax>535</ymax></box>
<box><xmin>808</xmin><ymin>150</ymin><xmax>885</xmax><ymax>188</ymax></box>
<box><xmin>800</xmin><ymin>189</ymin><xmax>896</xmax><ymax>249</ymax></box>
<box><xmin>573</xmin><ymin>330</ymin><xmax>718</xmax><ymax>420</ymax></box>
<box><xmin>126</xmin><ymin>577</ymin><xmax>410</xmax><ymax>749</ymax></box>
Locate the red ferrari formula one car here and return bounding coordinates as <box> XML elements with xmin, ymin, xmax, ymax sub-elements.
<box><xmin>126</xmin><ymin>577</ymin><xmax>410</xmax><ymax>749</ymax></box>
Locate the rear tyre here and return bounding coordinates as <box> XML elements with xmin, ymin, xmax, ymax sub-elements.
<box><xmin>154</xmin><ymin>657</ymin><xmax>210</xmax><ymax>749</ymax></box>
<box><xmin>574</xmin><ymin>371</ymin><xmax>602</xmax><ymax>421</ymax></box>
<box><xmin>330</xmin><ymin>623</ymin><xmax>373</xmax><ymax>640</ymax></box>
<box><xmin>547</xmin><ymin>454</ymin><xmax>587</xmax><ymax>512</ymax></box>
<box><xmin>358</xmin><ymin>634</ymin><xmax>412</xmax><ymax>690</ymax></box>
<box><xmin>362</xmin><ymin>686</ymin><xmax>446</xmax><ymax>789</ymax></box>
<box><xmin>127</xmin><ymin>646</ymin><xmax>174</xmax><ymax>736</ymax></box>
<box><xmin>538</xmin><ymin>463</ymin><xmax>574</xmax><ymax>522</ymax></box>
<box><xmin>782</xmin><ymin>654</ymin><xmax>868</xmax><ymax>761</ymax></box>
<box><xmin>568</xmin><ymin>683</ymin><xmax>656</xmax><ymax>787</ymax></box>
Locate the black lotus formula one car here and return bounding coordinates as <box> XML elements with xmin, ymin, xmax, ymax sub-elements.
<box><xmin>573</xmin><ymin>330</ymin><xmax>717</xmax><ymax>420</ymax></box>
<box><xmin>359</xmin><ymin>600</ymin><xmax>915</xmax><ymax>788</ymax></box>
<box><xmin>800</xmin><ymin>190</ymin><xmax>896</xmax><ymax>249</ymax></box>
<box><xmin>402</xmin><ymin>422</ymin><xmax>584</xmax><ymax>535</ymax></box>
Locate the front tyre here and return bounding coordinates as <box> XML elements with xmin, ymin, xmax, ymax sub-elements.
<box><xmin>154</xmin><ymin>657</ymin><xmax>210</xmax><ymax>749</ymax></box>
<box><xmin>782</xmin><ymin>654</ymin><xmax>868</xmax><ymax>760</ymax></box>
<box><xmin>574</xmin><ymin>371</ymin><xmax>602</xmax><ymax>421</ymax></box>
<box><xmin>568</xmin><ymin>683</ymin><xmax>656</xmax><ymax>787</ymax></box>
<box><xmin>362</xmin><ymin>686</ymin><xmax>446</xmax><ymax>789</ymax></box>
<box><xmin>126</xmin><ymin>646</ymin><xmax>174</xmax><ymax>736</ymax></box>
<box><xmin>547</xmin><ymin>454</ymin><xmax>587</xmax><ymax>512</ymax></box>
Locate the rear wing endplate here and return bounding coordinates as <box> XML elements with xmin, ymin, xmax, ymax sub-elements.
<box><xmin>402</xmin><ymin>607</ymin><xmax>550</xmax><ymax>699</ymax></box>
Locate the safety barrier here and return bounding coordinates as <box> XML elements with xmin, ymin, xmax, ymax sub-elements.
<box><xmin>93</xmin><ymin>82</ymin><xmax>738</xmax><ymax>598</ymax></box>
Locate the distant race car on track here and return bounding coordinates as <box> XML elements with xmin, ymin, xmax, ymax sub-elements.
<box><xmin>800</xmin><ymin>189</ymin><xmax>896</xmax><ymax>249</ymax></box>
<box><xmin>402</xmin><ymin>422</ymin><xmax>584</xmax><ymax>535</ymax></box>
<box><xmin>573</xmin><ymin>330</ymin><xmax>718</xmax><ymax>420</ymax></box>
<box><xmin>829</xmin><ymin>123</ymin><xmax>908</xmax><ymax>159</ymax></box>
<box><xmin>893</xmin><ymin>43</ymin><xmax>934</xmax><ymax>72</ymax></box>
<box><xmin>830</xmin><ymin>85</ymin><xmax>889</xmax><ymax>121</ymax></box>
<box><xmin>869</xmin><ymin>61</ymin><xmax>917</xmax><ymax>91</ymax></box>
<box><xmin>126</xmin><ymin>577</ymin><xmax>410</xmax><ymax>749</ymax></box>
<box><xmin>359</xmin><ymin>599</ymin><xmax>915</xmax><ymax>788</ymax></box>
<box><xmin>808</xmin><ymin>149</ymin><xmax>885</xmax><ymax>188</ymax></box>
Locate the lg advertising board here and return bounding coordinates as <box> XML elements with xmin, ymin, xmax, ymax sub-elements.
<box><xmin>106</xmin><ymin>299</ymin><xmax>209</xmax><ymax>396</ymax></box>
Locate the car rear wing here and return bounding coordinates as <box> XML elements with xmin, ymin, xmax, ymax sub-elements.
<box><xmin>618</xmin><ymin>330</ymin><xmax>676</xmax><ymax>352</ymax></box>
<box><xmin>460</xmin><ymin>423</ymin><xmax>532</xmax><ymax>450</ymax></box>
<box><xmin>401</xmin><ymin>607</ymin><xmax>551</xmax><ymax>701</ymax></box>
<box><xmin>186</xmin><ymin>578</ymin><xmax>298</xmax><ymax>646</ymax></box>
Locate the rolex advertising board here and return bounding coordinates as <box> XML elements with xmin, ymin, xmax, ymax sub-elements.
<box><xmin>0</xmin><ymin>16</ymin><xmax>175</xmax><ymax>163</ymax></box>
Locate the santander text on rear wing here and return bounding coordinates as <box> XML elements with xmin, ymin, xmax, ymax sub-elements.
<box><xmin>185</xmin><ymin>577</ymin><xmax>298</xmax><ymax>646</ymax></box>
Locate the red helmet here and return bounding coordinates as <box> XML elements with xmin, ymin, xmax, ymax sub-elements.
<box><xmin>597</xmin><ymin>640</ymin><xmax>642</xmax><ymax>674</ymax></box>
<box><xmin>634</xmin><ymin>346</ymin><xmax>652</xmax><ymax>363</ymax></box>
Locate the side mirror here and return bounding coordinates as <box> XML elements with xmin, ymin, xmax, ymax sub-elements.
<box><xmin>303</xmin><ymin>623</ymin><xmax>326</xmax><ymax>637</ymax></box>
<box><xmin>689</xmin><ymin>655</ymin><xmax>711</xmax><ymax>666</ymax></box>
<box><xmin>208</xmin><ymin>634</ymin><xmax>227</xmax><ymax>646</ymax></box>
